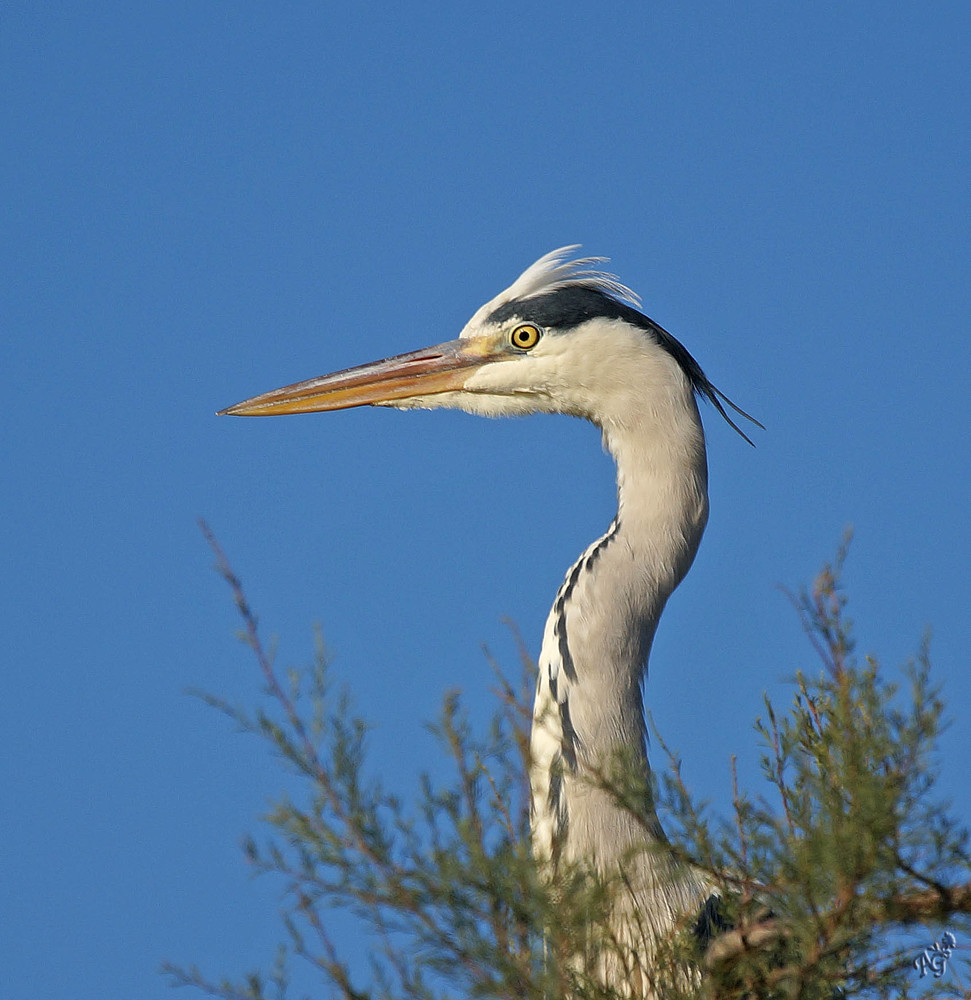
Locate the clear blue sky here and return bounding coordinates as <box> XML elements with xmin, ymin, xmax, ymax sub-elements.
<box><xmin>3</xmin><ymin>5</ymin><xmax>969</xmax><ymax>997</ymax></box>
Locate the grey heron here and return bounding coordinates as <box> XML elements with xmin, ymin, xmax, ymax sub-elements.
<box><xmin>220</xmin><ymin>247</ymin><xmax>760</xmax><ymax>994</ymax></box>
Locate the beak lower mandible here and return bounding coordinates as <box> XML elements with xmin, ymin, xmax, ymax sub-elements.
<box><xmin>218</xmin><ymin>338</ymin><xmax>494</xmax><ymax>416</ymax></box>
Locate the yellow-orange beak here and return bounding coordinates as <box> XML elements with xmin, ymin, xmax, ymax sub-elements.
<box><xmin>218</xmin><ymin>338</ymin><xmax>492</xmax><ymax>416</ymax></box>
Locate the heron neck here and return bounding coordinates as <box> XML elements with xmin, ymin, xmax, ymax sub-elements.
<box><xmin>530</xmin><ymin>394</ymin><xmax>709</xmax><ymax>866</ymax></box>
<box><xmin>604</xmin><ymin>401</ymin><xmax>709</xmax><ymax>626</ymax></box>
<box><xmin>580</xmin><ymin>407</ymin><xmax>705</xmax><ymax>708</ymax></box>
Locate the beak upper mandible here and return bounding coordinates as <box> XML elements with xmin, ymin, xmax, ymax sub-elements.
<box><xmin>219</xmin><ymin>338</ymin><xmax>495</xmax><ymax>416</ymax></box>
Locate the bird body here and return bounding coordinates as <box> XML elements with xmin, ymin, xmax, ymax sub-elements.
<box><xmin>221</xmin><ymin>248</ymin><xmax>759</xmax><ymax>995</ymax></box>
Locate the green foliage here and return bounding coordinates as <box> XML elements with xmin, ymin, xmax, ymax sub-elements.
<box><xmin>167</xmin><ymin>532</ymin><xmax>970</xmax><ymax>999</ymax></box>
<box><xmin>648</xmin><ymin>539</ymin><xmax>971</xmax><ymax>999</ymax></box>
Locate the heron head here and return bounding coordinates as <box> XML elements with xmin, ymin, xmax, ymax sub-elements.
<box><xmin>219</xmin><ymin>247</ymin><xmax>760</xmax><ymax>442</ymax></box>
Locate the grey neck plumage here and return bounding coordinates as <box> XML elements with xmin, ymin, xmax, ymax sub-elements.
<box><xmin>530</xmin><ymin>389</ymin><xmax>709</xmax><ymax>871</ymax></box>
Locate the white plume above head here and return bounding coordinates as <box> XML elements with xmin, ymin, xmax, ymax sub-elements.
<box><xmin>465</xmin><ymin>246</ymin><xmax>641</xmax><ymax>328</ymax></box>
<box><xmin>502</xmin><ymin>245</ymin><xmax>642</xmax><ymax>308</ymax></box>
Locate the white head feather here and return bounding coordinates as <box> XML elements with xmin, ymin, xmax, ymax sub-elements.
<box><xmin>462</xmin><ymin>246</ymin><xmax>641</xmax><ymax>333</ymax></box>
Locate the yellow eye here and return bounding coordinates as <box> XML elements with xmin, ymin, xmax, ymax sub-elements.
<box><xmin>510</xmin><ymin>323</ymin><xmax>542</xmax><ymax>351</ymax></box>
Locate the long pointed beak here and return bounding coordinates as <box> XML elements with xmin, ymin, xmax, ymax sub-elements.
<box><xmin>219</xmin><ymin>338</ymin><xmax>491</xmax><ymax>416</ymax></box>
